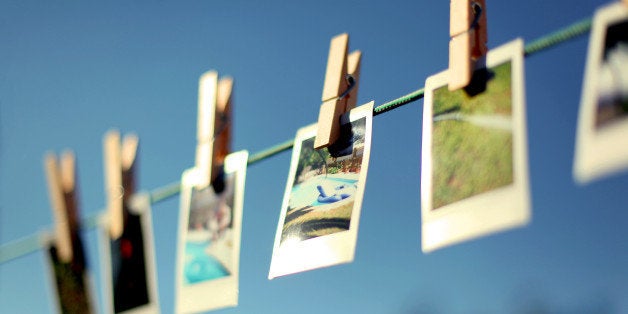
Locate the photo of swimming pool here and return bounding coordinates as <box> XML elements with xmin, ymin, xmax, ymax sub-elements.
<box><xmin>269</xmin><ymin>103</ymin><xmax>373</xmax><ymax>279</ymax></box>
<box><xmin>279</xmin><ymin>116</ymin><xmax>367</xmax><ymax>244</ymax></box>
<box><xmin>183</xmin><ymin>240</ymin><xmax>229</xmax><ymax>284</ymax></box>
<box><xmin>289</xmin><ymin>175</ymin><xmax>358</xmax><ymax>209</ymax></box>
<box><xmin>182</xmin><ymin>175</ymin><xmax>235</xmax><ymax>285</ymax></box>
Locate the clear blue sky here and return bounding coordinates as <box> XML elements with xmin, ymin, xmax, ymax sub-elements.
<box><xmin>2</xmin><ymin>1</ymin><xmax>627</xmax><ymax>313</ymax></box>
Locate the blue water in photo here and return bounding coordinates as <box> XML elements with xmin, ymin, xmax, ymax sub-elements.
<box><xmin>290</xmin><ymin>176</ymin><xmax>358</xmax><ymax>208</ymax></box>
<box><xmin>183</xmin><ymin>241</ymin><xmax>229</xmax><ymax>285</ymax></box>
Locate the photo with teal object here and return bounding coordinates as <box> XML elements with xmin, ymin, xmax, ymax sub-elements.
<box><xmin>183</xmin><ymin>173</ymin><xmax>235</xmax><ymax>285</ymax></box>
<box><xmin>281</xmin><ymin>117</ymin><xmax>366</xmax><ymax>244</ymax></box>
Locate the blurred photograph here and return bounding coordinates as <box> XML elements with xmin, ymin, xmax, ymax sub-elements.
<box><xmin>269</xmin><ymin>102</ymin><xmax>373</xmax><ymax>279</ymax></box>
<box><xmin>176</xmin><ymin>151</ymin><xmax>248</xmax><ymax>314</ymax></box>
<box><xmin>100</xmin><ymin>193</ymin><xmax>159</xmax><ymax>314</ymax></box>
<box><xmin>575</xmin><ymin>3</ymin><xmax>628</xmax><ymax>183</ymax></box>
<box><xmin>109</xmin><ymin>209</ymin><xmax>149</xmax><ymax>312</ymax></box>
<box><xmin>184</xmin><ymin>173</ymin><xmax>235</xmax><ymax>284</ymax></box>
<box><xmin>45</xmin><ymin>234</ymin><xmax>94</xmax><ymax>314</ymax></box>
<box><xmin>421</xmin><ymin>39</ymin><xmax>530</xmax><ymax>253</ymax></box>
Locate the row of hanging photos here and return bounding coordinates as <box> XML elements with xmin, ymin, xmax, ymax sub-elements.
<box><xmin>40</xmin><ymin>1</ymin><xmax>628</xmax><ymax>313</ymax></box>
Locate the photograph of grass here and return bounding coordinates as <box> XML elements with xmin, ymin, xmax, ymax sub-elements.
<box><xmin>431</xmin><ymin>62</ymin><xmax>514</xmax><ymax>209</ymax></box>
<box><xmin>421</xmin><ymin>39</ymin><xmax>529</xmax><ymax>253</ymax></box>
<box><xmin>176</xmin><ymin>151</ymin><xmax>247</xmax><ymax>313</ymax></box>
<box><xmin>269</xmin><ymin>102</ymin><xmax>373</xmax><ymax>279</ymax></box>
<box><xmin>574</xmin><ymin>2</ymin><xmax>628</xmax><ymax>183</ymax></box>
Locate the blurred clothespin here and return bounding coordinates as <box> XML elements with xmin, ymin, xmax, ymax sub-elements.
<box><xmin>449</xmin><ymin>0</ymin><xmax>488</xmax><ymax>91</ymax></box>
<box><xmin>195</xmin><ymin>70</ymin><xmax>233</xmax><ymax>189</ymax></box>
<box><xmin>44</xmin><ymin>151</ymin><xmax>80</xmax><ymax>263</ymax></box>
<box><xmin>103</xmin><ymin>130</ymin><xmax>139</xmax><ymax>240</ymax></box>
<box><xmin>314</xmin><ymin>33</ymin><xmax>362</xmax><ymax>149</ymax></box>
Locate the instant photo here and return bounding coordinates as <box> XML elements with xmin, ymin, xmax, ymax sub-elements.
<box><xmin>43</xmin><ymin>232</ymin><xmax>96</xmax><ymax>314</ymax></box>
<box><xmin>175</xmin><ymin>151</ymin><xmax>248</xmax><ymax>314</ymax></box>
<box><xmin>421</xmin><ymin>39</ymin><xmax>530</xmax><ymax>253</ymax></box>
<box><xmin>99</xmin><ymin>193</ymin><xmax>159</xmax><ymax>313</ymax></box>
<box><xmin>269</xmin><ymin>102</ymin><xmax>373</xmax><ymax>279</ymax></box>
<box><xmin>574</xmin><ymin>2</ymin><xmax>628</xmax><ymax>183</ymax></box>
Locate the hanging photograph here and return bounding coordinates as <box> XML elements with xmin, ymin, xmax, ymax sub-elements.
<box><xmin>574</xmin><ymin>2</ymin><xmax>628</xmax><ymax>183</ymax></box>
<box><xmin>421</xmin><ymin>39</ymin><xmax>530</xmax><ymax>253</ymax></box>
<box><xmin>99</xmin><ymin>193</ymin><xmax>160</xmax><ymax>314</ymax></box>
<box><xmin>269</xmin><ymin>102</ymin><xmax>373</xmax><ymax>279</ymax></box>
<box><xmin>43</xmin><ymin>232</ymin><xmax>96</xmax><ymax>314</ymax></box>
<box><xmin>175</xmin><ymin>151</ymin><xmax>248</xmax><ymax>314</ymax></box>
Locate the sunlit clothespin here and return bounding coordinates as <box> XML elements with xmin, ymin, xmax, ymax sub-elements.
<box><xmin>449</xmin><ymin>0</ymin><xmax>488</xmax><ymax>91</ymax></box>
<box><xmin>195</xmin><ymin>70</ymin><xmax>233</xmax><ymax>188</ymax></box>
<box><xmin>103</xmin><ymin>130</ymin><xmax>139</xmax><ymax>240</ymax></box>
<box><xmin>314</xmin><ymin>33</ymin><xmax>362</xmax><ymax>149</ymax></box>
<box><xmin>44</xmin><ymin>151</ymin><xmax>80</xmax><ymax>263</ymax></box>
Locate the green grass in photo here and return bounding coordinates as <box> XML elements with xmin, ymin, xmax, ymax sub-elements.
<box><xmin>432</xmin><ymin>62</ymin><xmax>514</xmax><ymax>209</ymax></box>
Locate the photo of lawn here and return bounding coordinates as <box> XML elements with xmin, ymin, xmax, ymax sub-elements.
<box><xmin>431</xmin><ymin>62</ymin><xmax>514</xmax><ymax>209</ymax></box>
<box><xmin>280</xmin><ymin>117</ymin><xmax>366</xmax><ymax>244</ymax></box>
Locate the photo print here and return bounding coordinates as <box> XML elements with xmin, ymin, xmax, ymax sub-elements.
<box><xmin>574</xmin><ymin>2</ymin><xmax>628</xmax><ymax>183</ymax></box>
<box><xmin>43</xmin><ymin>232</ymin><xmax>96</xmax><ymax>314</ymax></box>
<box><xmin>269</xmin><ymin>102</ymin><xmax>373</xmax><ymax>279</ymax></box>
<box><xmin>175</xmin><ymin>151</ymin><xmax>248</xmax><ymax>314</ymax></box>
<box><xmin>99</xmin><ymin>193</ymin><xmax>159</xmax><ymax>314</ymax></box>
<box><xmin>421</xmin><ymin>39</ymin><xmax>530</xmax><ymax>253</ymax></box>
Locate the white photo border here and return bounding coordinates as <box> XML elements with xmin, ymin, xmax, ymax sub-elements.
<box><xmin>421</xmin><ymin>39</ymin><xmax>530</xmax><ymax>253</ymax></box>
<box><xmin>574</xmin><ymin>2</ymin><xmax>628</xmax><ymax>184</ymax></box>
<box><xmin>268</xmin><ymin>101</ymin><xmax>373</xmax><ymax>279</ymax></box>
<box><xmin>175</xmin><ymin>150</ymin><xmax>248</xmax><ymax>314</ymax></box>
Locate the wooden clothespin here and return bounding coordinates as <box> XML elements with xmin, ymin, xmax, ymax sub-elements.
<box><xmin>44</xmin><ymin>151</ymin><xmax>80</xmax><ymax>263</ymax></box>
<box><xmin>314</xmin><ymin>33</ymin><xmax>362</xmax><ymax>149</ymax></box>
<box><xmin>195</xmin><ymin>70</ymin><xmax>233</xmax><ymax>188</ymax></box>
<box><xmin>449</xmin><ymin>0</ymin><xmax>488</xmax><ymax>91</ymax></box>
<box><xmin>103</xmin><ymin>130</ymin><xmax>139</xmax><ymax>240</ymax></box>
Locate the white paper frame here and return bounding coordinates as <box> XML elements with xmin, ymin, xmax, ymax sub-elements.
<box><xmin>99</xmin><ymin>193</ymin><xmax>160</xmax><ymax>314</ymax></box>
<box><xmin>42</xmin><ymin>232</ymin><xmax>98</xmax><ymax>314</ymax></box>
<box><xmin>574</xmin><ymin>2</ymin><xmax>628</xmax><ymax>184</ymax></box>
<box><xmin>175</xmin><ymin>150</ymin><xmax>248</xmax><ymax>314</ymax></box>
<box><xmin>421</xmin><ymin>39</ymin><xmax>530</xmax><ymax>253</ymax></box>
<box><xmin>269</xmin><ymin>102</ymin><xmax>373</xmax><ymax>279</ymax></box>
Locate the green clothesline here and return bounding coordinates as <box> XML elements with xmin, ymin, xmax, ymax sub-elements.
<box><xmin>0</xmin><ymin>16</ymin><xmax>593</xmax><ymax>265</ymax></box>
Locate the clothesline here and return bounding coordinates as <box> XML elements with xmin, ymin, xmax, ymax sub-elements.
<box><xmin>0</xmin><ymin>16</ymin><xmax>593</xmax><ymax>265</ymax></box>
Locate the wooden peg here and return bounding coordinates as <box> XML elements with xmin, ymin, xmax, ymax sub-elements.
<box><xmin>194</xmin><ymin>71</ymin><xmax>233</xmax><ymax>187</ymax></box>
<box><xmin>195</xmin><ymin>71</ymin><xmax>219</xmax><ymax>188</ymax></box>
<box><xmin>213</xmin><ymin>77</ymin><xmax>233</xmax><ymax>182</ymax></box>
<box><xmin>44</xmin><ymin>150</ymin><xmax>79</xmax><ymax>263</ymax></box>
<box><xmin>314</xmin><ymin>33</ymin><xmax>362</xmax><ymax>149</ymax></box>
<box><xmin>104</xmin><ymin>130</ymin><xmax>139</xmax><ymax>240</ymax></box>
<box><xmin>449</xmin><ymin>0</ymin><xmax>488</xmax><ymax>91</ymax></box>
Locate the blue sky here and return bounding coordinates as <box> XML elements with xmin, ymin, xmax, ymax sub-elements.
<box><xmin>2</xmin><ymin>1</ymin><xmax>627</xmax><ymax>313</ymax></box>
